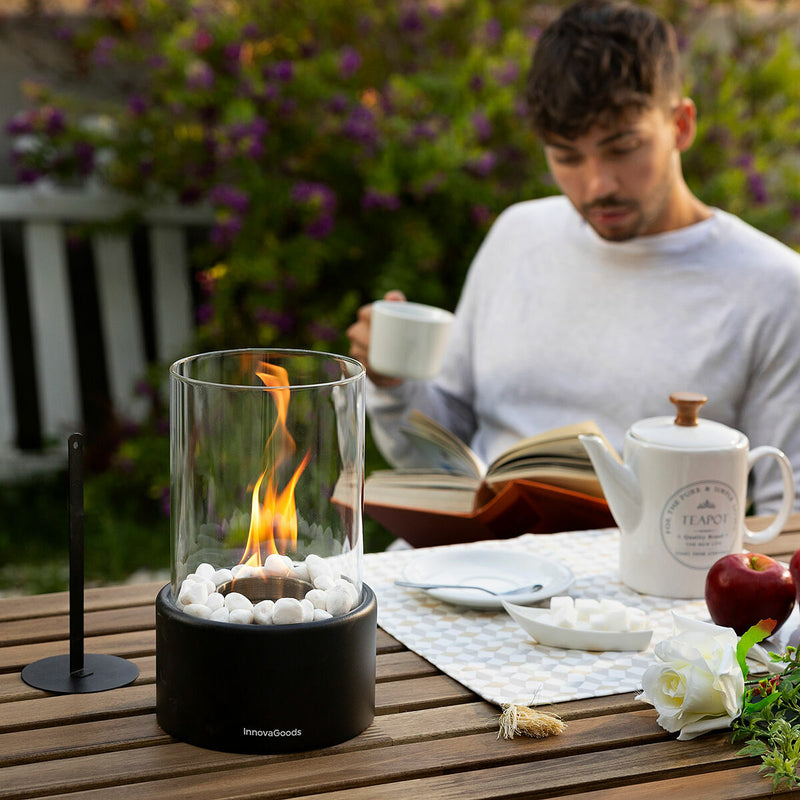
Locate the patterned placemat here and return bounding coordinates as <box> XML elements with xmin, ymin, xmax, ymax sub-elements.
<box><xmin>363</xmin><ymin>528</ymin><xmax>709</xmax><ymax>707</ymax></box>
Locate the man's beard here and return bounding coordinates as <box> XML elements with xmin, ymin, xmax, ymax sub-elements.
<box><xmin>581</xmin><ymin>198</ymin><xmax>643</xmax><ymax>241</ymax></box>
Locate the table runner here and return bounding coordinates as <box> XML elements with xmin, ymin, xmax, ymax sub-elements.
<box><xmin>363</xmin><ymin>528</ymin><xmax>709</xmax><ymax>707</ymax></box>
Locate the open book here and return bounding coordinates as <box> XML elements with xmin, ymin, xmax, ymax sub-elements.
<box><xmin>364</xmin><ymin>410</ymin><xmax>617</xmax><ymax>546</ymax></box>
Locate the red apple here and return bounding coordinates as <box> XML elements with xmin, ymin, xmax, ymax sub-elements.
<box><xmin>705</xmin><ymin>552</ymin><xmax>795</xmax><ymax>635</ymax></box>
<box><xmin>790</xmin><ymin>549</ymin><xmax>800</xmax><ymax>604</ymax></box>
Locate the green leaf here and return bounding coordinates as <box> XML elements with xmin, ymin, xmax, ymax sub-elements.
<box><xmin>738</xmin><ymin>740</ymin><xmax>769</xmax><ymax>757</ymax></box>
<box><xmin>736</xmin><ymin>619</ymin><xmax>776</xmax><ymax>679</ymax></box>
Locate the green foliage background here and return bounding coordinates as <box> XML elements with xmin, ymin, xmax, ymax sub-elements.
<box><xmin>3</xmin><ymin>0</ymin><xmax>800</xmax><ymax>591</ymax></box>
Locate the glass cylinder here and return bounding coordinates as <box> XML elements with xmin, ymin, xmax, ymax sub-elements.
<box><xmin>169</xmin><ymin>348</ymin><xmax>365</xmax><ymax>606</ymax></box>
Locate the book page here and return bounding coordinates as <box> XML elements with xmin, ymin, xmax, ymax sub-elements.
<box><xmin>364</xmin><ymin>469</ymin><xmax>477</xmax><ymax>513</ymax></box>
<box><xmin>486</xmin><ymin>420</ymin><xmax>598</xmax><ymax>467</ymax></box>
<box><xmin>366</xmin><ymin>468</ymin><xmax>480</xmax><ymax>490</ymax></box>
<box><xmin>399</xmin><ymin>410</ymin><xmax>486</xmax><ymax>479</ymax></box>
<box><xmin>485</xmin><ymin>466</ymin><xmax>604</xmax><ymax>498</ymax></box>
<box><xmin>486</xmin><ymin>420</ymin><xmax>618</xmax><ymax>474</ymax></box>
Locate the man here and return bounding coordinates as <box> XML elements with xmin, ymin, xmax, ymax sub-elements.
<box><xmin>347</xmin><ymin>0</ymin><xmax>800</xmax><ymax>514</ymax></box>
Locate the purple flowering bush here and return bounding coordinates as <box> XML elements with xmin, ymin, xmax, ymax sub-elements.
<box><xmin>7</xmin><ymin>0</ymin><xmax>552</xmax><ymax>355</ymax></box>
<box><xmin>679</xmin><ymin>3</ymin><xmax>800</xmax><ymax>246</ymax></box>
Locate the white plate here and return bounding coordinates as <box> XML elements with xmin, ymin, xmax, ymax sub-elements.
<box><xmin>502</xmin><ymin>602</ymin><xmax>653</xmax><ymax>651</ymax></box>
<box><xmin>400</xmin><ymin>548</ymin><xmax>574</xmax><ymax>610</ymax></box>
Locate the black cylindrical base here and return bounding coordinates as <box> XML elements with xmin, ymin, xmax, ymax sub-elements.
<box><xmin>155</xmin><ymin>582</ymin><xmax>377</xmax><ymax>753</ymax></box>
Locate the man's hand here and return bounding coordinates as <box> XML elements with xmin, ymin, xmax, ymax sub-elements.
<box><xmin>347</xmin><ymin>290</ymin><xmax>406</xmax><ymax>387</ymax></box>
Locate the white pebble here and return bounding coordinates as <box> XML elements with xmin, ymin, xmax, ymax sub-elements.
<box><xmin>272</xmin><ymin>597</ymin><xmax>304</xmax><ymax>625</ymax></box>
<box><xmin>205</xmin><ymin>592</ymin><xmax>225</xmax><ymax>612</ymax></box>
<box><xmin>224</xmin><ymin>592</ymin><xmax>254</xmax><ymax>612</ymax></box>
<box><xmin>231</xmin><ymin>564</ymin><xmax>253</xmax><ymax>579</ymax></box>
<box><xmin>247</xmin><ymin>565</ymin><xmax>268</xmax><ymax>581</ymax></box>
<box><xmin>313</xmin><ymin>609</ymin><xmax>333</xmax><ymax>621</ymax></box>
<box><xmin>209</xmin><ymin>607</ymin><xmax>230</xmax><ymax>623</ymax></box>
<box><xmin>290</xmin><ymin>562</ymin><xmax>310</xmax><ymax>582</ymax></box>
<box><xmin>333</xmin><ymin>578</ymin><xmax>359</xmax><ymax>607</ymax></box>
<box><xmin>178</xmin><ymin>580</ymin><xmax>209</xmax><ymax>607</ymax></box>
<box><xmin>306</xmin><ymin>554</ymin><xmax>333</xmax><ymax>583</ymax></box>
<box><xmin>229</xmin><ymin>608</ymin><xmax>254</xmax><ymax>625</ymax></box>
<box><xmin>300</xmin><ymin>598</ymin><xmax>315</xmax><ymax>623</ymax></box>
<box><xmin>194</xmin><ymin>562</ymin><xmax>216</xmax><ymax>581</ymax></box>
<box><xmin>184</xmin><ymin>603</ymin><xmax>213</xmax><ymax>619</ymax></box>
<box><xmin>325</xmin><ymin>586</ymin><xmax>353</xmax><ymax>617</ymax></box>
<box><xmin>212</xmin><ymin>568</ymin><xmax>233</xmax><ymax>587</ymax></box>
<box><xmin>264</xmin><ymin>553</ymin><xmax>291</xmax><ymax>576</ymax></box>
<box><xmin>313</xmin><ymin>575</ymin><xmax>334</xmax><ymax>591</ymax></box>
<box><xmin>305</xmin><ymin>589</ymin><xmax>328</xmax><ymax>610</ymax></box>
<box><xmin>253</xmin><ymin>600</ymin><xmax>275</xmax><ymax>625</ymax></box>
<box><xmin>185</xmin><ymin>574</ymin><xmax>216</xmax><ymax>596</ymax></box>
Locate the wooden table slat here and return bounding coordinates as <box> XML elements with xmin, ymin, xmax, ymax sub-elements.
<box><xmin>270</xmin><ymin>761</ymin><xmax>787</xmax><ymax>800</ymax></box>
<box><xmin>375</xmin><ymin>673</ymin><xmax>476</xmax><ymax>713</ymax></box>
<box><xmin>0</xmin><ymin>582</ymin><xmax>164</xmax><ymax>623</ymax></box>
<box><xmin>540</xmin><ymin>765</ymin><xmax>797</xmax><ymax>800</ymax></box>
<box><xmin>0</xmin><ymin>714</ymin><xmax>171</xmax><ymax>767</ymax></box>
<box><xmin>0</xmin><ymin>604</ymin><xmax>155</xmax><ymax>647</ymax></box>
<box><xmin>0</xmin><ymin>655</ymin><xmax>155</xmax><ymax>704</ymax></box>
<box><xmin>0</xmin><ymin>629</ymin><xmax>156</xmax><ymax>674</ymax></box>
<box><xmin>0</xmin><ymin>683</ymin><xmax>156</xmax><ymax>734</ymax></box>
<box><xmin>374</xmin><ymin>649</ymin><xmax>440</xmax><ymax>682</ymax></box>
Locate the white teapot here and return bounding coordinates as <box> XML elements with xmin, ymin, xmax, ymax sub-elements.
<box><xmin>579</xmin><ymin>392</ymin><xmax>795</xmax><ymax>598</ymax></box>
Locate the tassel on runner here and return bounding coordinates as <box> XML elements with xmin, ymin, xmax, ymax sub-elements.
<box><xmin>498</xmin><ymin>703</ymin><xmax>565</xmax><ymax>739</ymax></box>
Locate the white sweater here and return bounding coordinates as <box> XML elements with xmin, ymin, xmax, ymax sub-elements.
<box><xmin>368</xmin><ymin>196</ymin><xmax>800</xmax><ymax>514</ymax></box>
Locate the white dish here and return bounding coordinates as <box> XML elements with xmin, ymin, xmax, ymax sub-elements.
<box><xmin>400</xmin><ymin>548</ymin><xmax>574</xmax><ymax>610</ymax></box>
<box><xmin>502</xmin><ymin>602</ymin><xmax>653</xmax><ymax>651</ymax></box>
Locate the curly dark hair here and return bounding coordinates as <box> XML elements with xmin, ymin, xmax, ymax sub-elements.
<box><xmin>526</xmin><ymin>0</ymin><xmax>683</xmax><ymax>139</ymax></box>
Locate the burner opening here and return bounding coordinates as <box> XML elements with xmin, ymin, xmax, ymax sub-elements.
<box><xmin>217</xmin><ymin>575</ymin><xmax>313</xmax><ymax>602</ymax></box>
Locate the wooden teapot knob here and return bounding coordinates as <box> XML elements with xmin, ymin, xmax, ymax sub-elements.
<box><xmin>670</xmin><ymin>392</ymin><xmax>707</xmax><ymax>427</ymax></box>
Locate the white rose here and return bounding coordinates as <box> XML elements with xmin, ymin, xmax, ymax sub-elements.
<box><xmin>639</xmin><ymin>613</ymin><xmax>744</xmax><ymax>741</ymax></box>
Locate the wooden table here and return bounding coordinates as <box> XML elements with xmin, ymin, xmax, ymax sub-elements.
<box><xmin>2</xmin><ymin>517</ymin><xmax>800</xmax><ymax>800</ymax></box>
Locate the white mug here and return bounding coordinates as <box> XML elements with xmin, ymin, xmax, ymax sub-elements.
<box><xmin>368</xmin><ymin>300</ymin><xmax>454</xmax><ymax>380</ymax></box>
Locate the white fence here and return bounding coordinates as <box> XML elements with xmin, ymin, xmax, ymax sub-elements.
<box><xmin>0</xmin><ymin>185</ymin><xmax>212</xmax><ymax>472</ymax></box>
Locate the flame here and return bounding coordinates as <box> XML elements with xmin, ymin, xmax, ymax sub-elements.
<box><xmin>239</xmin><ymin>362</ymin><xmax>310</xmax><ymax>565</ymax></box>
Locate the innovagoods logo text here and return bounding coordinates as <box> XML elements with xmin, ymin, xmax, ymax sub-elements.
<box><xmin>243</xmin><ymin>727</ymin><xmax>302</xmax><ymax>737</ymax></box>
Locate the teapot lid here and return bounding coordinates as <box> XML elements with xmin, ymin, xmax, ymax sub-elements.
<box><xmin>630</xmin><ymin>392</ymin><xmax>746</xmax><ymax>449</ymax></box>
